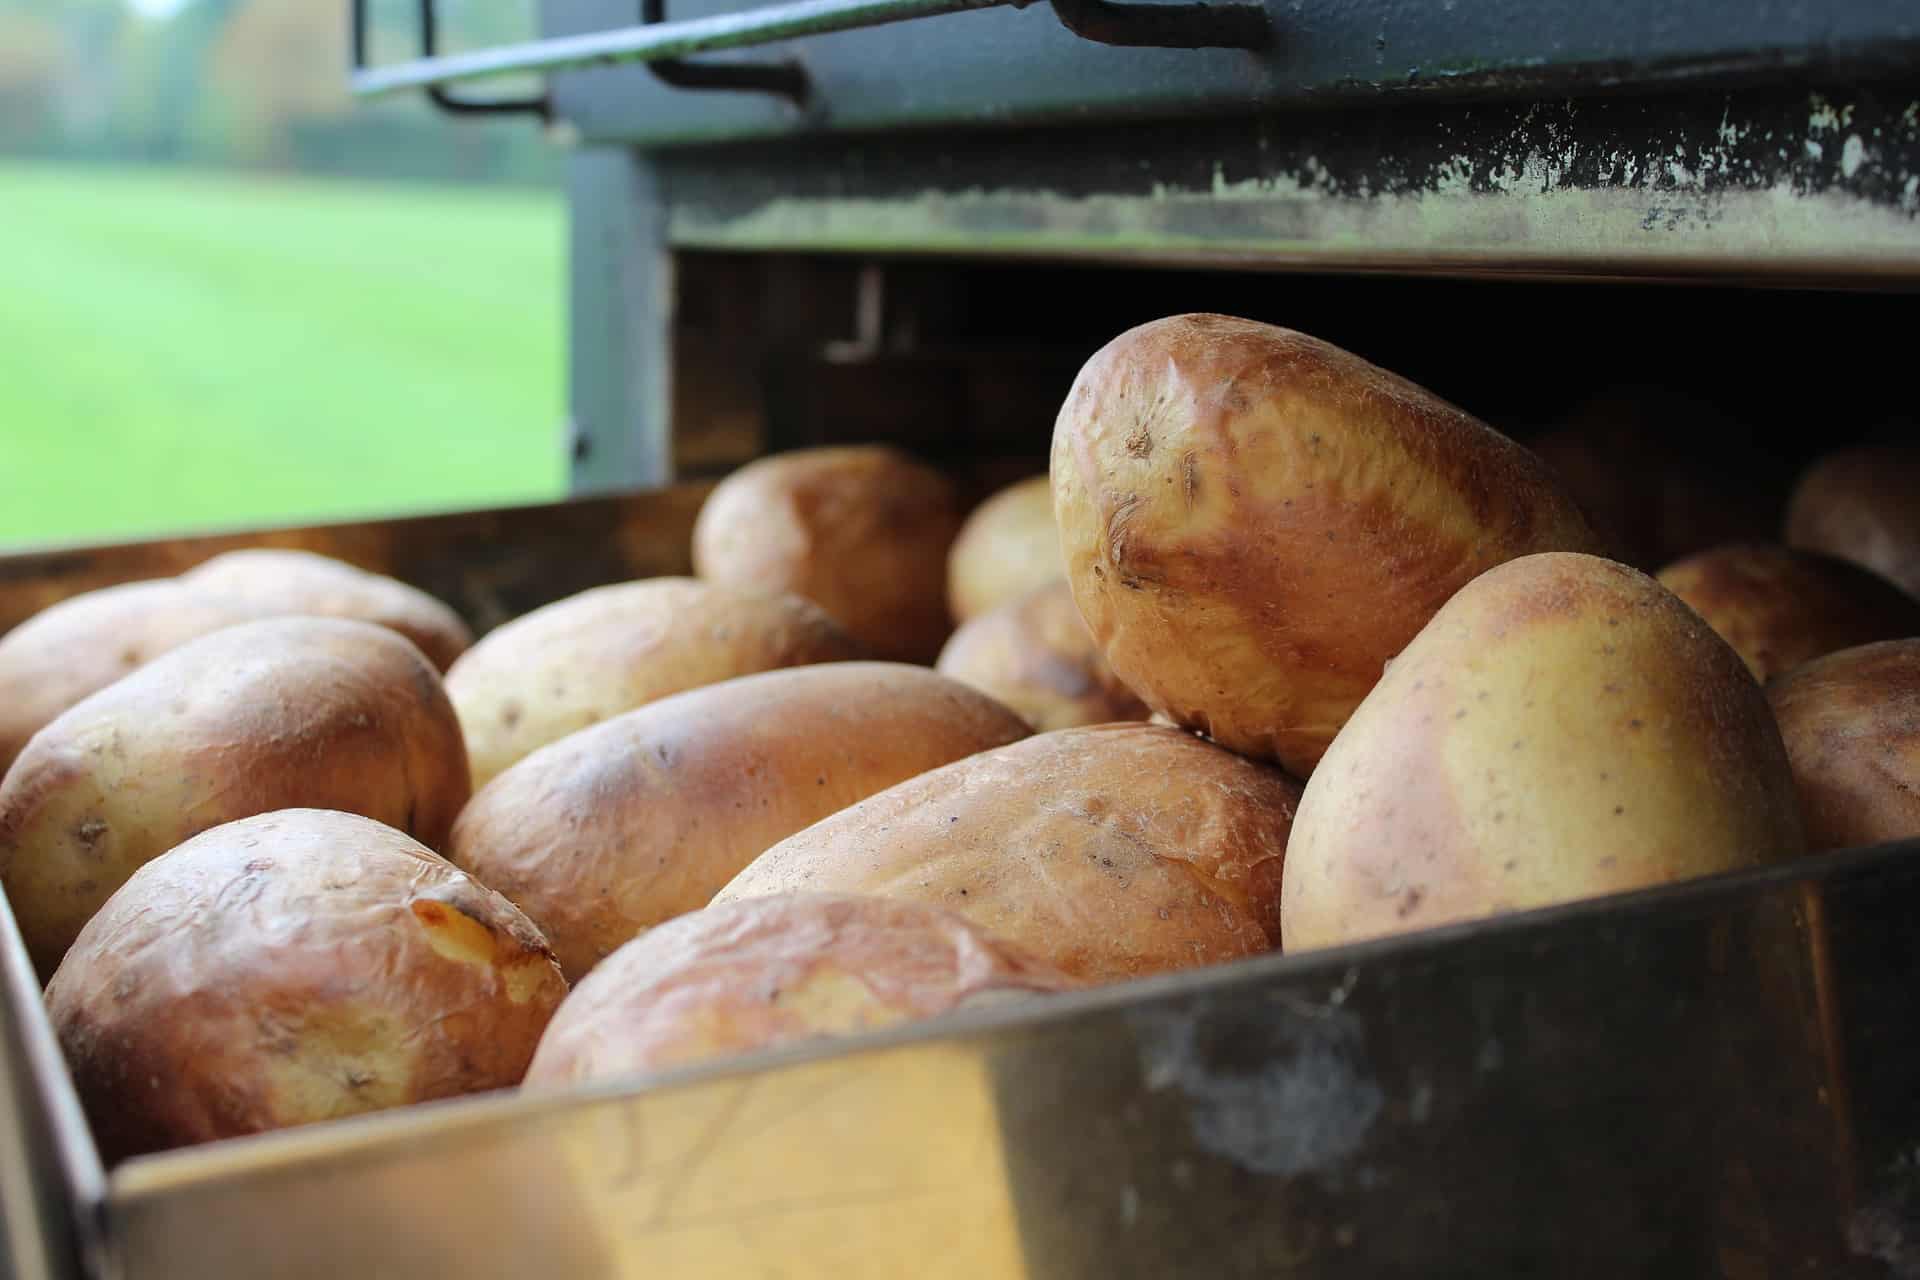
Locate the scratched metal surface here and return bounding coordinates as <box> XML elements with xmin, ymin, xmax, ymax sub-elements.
<box><xmin>650</xmin><ymin>80</ymin><xmax>1920</xmax><ymax>281</ymax></box>
<box><xmin>46</xmin><ymin>839</ymin><xmax>1912</xmax><ymax>1278</ymax></box>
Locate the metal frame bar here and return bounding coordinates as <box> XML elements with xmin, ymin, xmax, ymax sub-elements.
<box><xmin>350</xmin><ymin>0</ymin><xmax>1268</xmax><ymax>100</ymax></box>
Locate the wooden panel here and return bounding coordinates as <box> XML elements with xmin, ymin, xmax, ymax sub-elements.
<box><xmin>0</xmin><ymin>487</ymin><xmax>715</xmax><ymax>640</ymax></box>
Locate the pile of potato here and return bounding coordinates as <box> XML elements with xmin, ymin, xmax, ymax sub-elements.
<box><xmin>3</xmin><ymin>313</ymin><xmax>1916</xmax><ymax>1166</ymax></box>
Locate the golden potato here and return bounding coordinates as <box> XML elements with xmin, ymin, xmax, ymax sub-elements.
<box><xmin>0</xmin><ymin>581</ymin><xmax>271</xmax><ymax>778</ymax></box>
<box><xmin>450</xmin><ymin>662</ymin><xmax>1030</xmax><ymax>981</ymax></box>
<box><xmin>946</xmin><ymin>475</ymin><xmax>1061</xmax><ymax>623</ymax></box>
<box><xmin>1282</xmin><ymin>553</ymin><xmax>1805</xmax><ymax>952</ymax></box>
<box><xmin>1052</xmin><ymin>314</ymin><xmax>1602</xmax><ymax>777</ymax></box>
<box><xmin>0</xmin><ymin>618</ymin><xmax>470</xmax><ymax>978</ymax></box>
<box><xmin>1767</xmin><ymin>640</ymin><xmax>1920</xmax><ymax>852</ymax></box>
<box><xmin>181</xmin><ymin>549</ymin><xmax>473</xmax><ymax>671</ymax></box>
<box><xmin>1786</xmin><ymin>447</ymin><xmax>1920</xmax><ymax>599</ymax></box>
<box><xmin>444</xmin><ymin>577</ymin><xmax>863</xmax><ymax>790</ymax></box>
<box><xmin>45</xmin><ymin>810</ymin><xmax>565</xmax><ymax>1162</ymax></box>
<box><xmin>935</xmin><ymin>580</ymin><xmax>1149</xmax><ymax>732</ymax></box>
<box><xmin>1656</xmin><ymin>543</ymin><xmax>1920</xmax><ymax>683</ymax></box>
<box><xmin>524</xmin><ymin>894</ymin><xmax>1073</xmax><ymax>1087</ymax></box>
<box><xmin>715</xmin><ymin>723</ymin><xmax>1303</xmax><ymax>984</ymax></box>
<box><xmin>692</xmin><ymin>446</ymin><xmax>964</xmax><ymax>663</ymax></box>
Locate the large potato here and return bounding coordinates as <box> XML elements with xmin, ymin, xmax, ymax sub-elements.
<box><xmin>0</xmin><ymin>581</ymin><xmax>271</xmax><ymax>778</ymax></box>
<box><xmin>1656</xmin><ymin>543</ymin><xmax>1920</xmax><ymax>683</ymax></box>
<box><xmin>1786</xmin><ymin>447</ymin><xmax>1920</xmax><ymax>598</ymax></box>
<box><xmin>0</xmin><ymin>618</ymin><xmax>469</xmax><ymax>978</ymax></box>
<box><xmin>181</xmin><ymin>549</ymin><xmax>474</xmax><ymax>671</ymax></box>
<box><xmin>1767</xmin><ymin>640</ymin><xmax>1920</xmax><ymax>852</ymax></box>
<box><xmin>946</xmin><ymin>475</ymin><xmax>1061</xmax><ymax>623</ymax></box>
<box><xmin>1282</xmin><ymin>553</ymin><xmax>1805</xmax><ymax>952</ymax></box>
<box><xmin>524</xmin><ymin>894</ymin><xmax>1073</xmax><ymax>1087</ymax></box>
<box><xmin>1052</xmin><ymin>314</ymin><xmax>1602</xmax><ymax>777</ymax></box>
<box><xmin>450</xmin><ymin>662</ymin><xmax>1030</xmax><ymax>981</ymax></box>
<box><xmin>692</xmin><ymin>446</ymin><xmax>964</xmax><ymax>663</ymax></box>
<box><xmin>46</xmin><ymin>810</ymin><xmax>565</xmax><ymax>1162</ymax></box>
<box><xmin>935</xmin><ymin>580</ymin><xmax>1149</xmax><ymax>732</ymax></box>
<box><xmin>715</xmin><ymin>723</ymin><xmax>1303</xmax><ymax>983</ymax></box>
<box><xmin>444</xmin><ymin>577</ymin><xmax>863</xmax><ymax>790</ymax></box>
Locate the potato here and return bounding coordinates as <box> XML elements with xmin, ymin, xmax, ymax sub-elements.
<box><xmin>1786</xmin><ymin>447</ymin><xmax>1920</xmax><ymax>599</ymax></box>
<box><xmin>181</xmin><ymin>549</ymin><xmax>474</xmax><ymax>672</ymax></box>
<box><xmin>935</xmin><ymin>580</ymin><xmax>1149</xmax><ymax>732</ymax></box>
<box><xmin>1767</xmin><ymin>640</ymin><xmax>1920</xmax><ymax>852</ymax></box>
<box><xmin>45</xmin><ymin>810</ymin><xmax>565</xmax><ymax>1162</ymax></box>
<box><xmin>1527</xmin><ymin>392</ymin><xmax>1786</xmax><ymax>570</ymax></box>
<box><xmin>450</xmin><ymin>662</ymin><xmax>1031</xmax><ymax>981</ymax></box>
<box><xmin>692</xmin><ymin>446</ymin><xmax>964</xmax><ymax>663</ymax></box>
<box><xmin>0</xmin><ymin>618</ymin><xmax>469</xmax><ymax>978</ymax></box>
<box><xmin>1656</xmin><ymin>543</ymin><xmax>1920</xmax><ymax>683</ymax></box>
<box><xmin>444</xmin><ymin>577</ymin><xmax>863</xmax><ymax>790</ymax></box>
<box><xmin>524</xmin><ymin>894</ymin><xmax>1072</xmax><ymax>1087</ymax></box>
<box><xmin>946</xmin><ymin>475</ymin><xmax>1060</xmax><ymax>623</ymax></box>
<box><xmin>1052</xmin><ymin>314</ymin><xmax>1602</xmax><ymax>777</ymax></box>
<box><xmin>1281</xmin><ymin>552</ymin><xmax>1805</xmax><ymax>952</ymax></box>
<box><xmin>715</xmin><ymin>723</ymin><xmax>1303</xmax><ymax>983</ymax></box>
<box><xmin>0</xmin><ymin>581</ymin><xmax>271</xmax><ymax>778</ymax></box>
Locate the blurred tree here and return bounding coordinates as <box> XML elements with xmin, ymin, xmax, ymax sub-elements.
<box><xmin>0</xmin><ymin>12</ymin><xmax>62</xmax><ymax>148</ymax></box>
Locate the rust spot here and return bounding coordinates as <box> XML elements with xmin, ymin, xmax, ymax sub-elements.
<box><xmin>1397</xmin><ymin>886</ymin><xmax>1426</xmax><ymax>918</ymax></box>
<box><xmin>500</xmin><ymin>700</ymin><xmax>524</xmax><ymax>731</ymax></box>
<box><xmin>1124</xmin><ymin>427</ymin><xmax>1153</xmax><ymax>458</ymax></box>
<box><xmin>411</xmin><ymin>900</ymin><xmax>449</xmax><ymax>927</ymax></box>
<box><xmin>73</xmin><ymin>819</ymin><xmax>108</xmax><ymax>849</ymax></box>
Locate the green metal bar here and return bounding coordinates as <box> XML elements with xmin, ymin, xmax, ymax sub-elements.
<box><xmin>351</xmin><ymin>0</ymin><xmax>1025</xmax><ymax>97</ymax></box>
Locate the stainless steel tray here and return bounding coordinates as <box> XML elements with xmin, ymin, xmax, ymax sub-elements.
<box><xmin>4</xmin><ymin>492</ymin><xmax>1917</xmax><ymax>1278</ymax></box>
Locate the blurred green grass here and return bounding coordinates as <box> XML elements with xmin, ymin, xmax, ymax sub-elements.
<box><xmin>0</xmin><ymin>162</ymin><xmax>568</xmax><ymax>549</ymax></box>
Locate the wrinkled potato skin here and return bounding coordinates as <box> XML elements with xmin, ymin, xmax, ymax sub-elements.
<box><xmin>525</xmin><ymin>893</ymin><xmax>1073</xmax><ymax>1086</ymax></box>
<box><xmin>46</xmin><ymin>810</ymin><xmax>565</xmax><ymax>1163</ymax></box>
<box><xmin>0</xmin><ymin>618</ymin><xmax>470</xmax><ymax>978</ymax></box>
<box><xmin>445</xmin><ymin>578</ymin><xmax>863</xmax><ymax>790</ymax></box>
<box><xmin>935</xmin><ymin>580</ymin><xmax>1150</xmax><ymax>732</ymax></box>
<box><xmin>1052</xmin><ymin>315</ymin><xmax>1603</xmax><ymax>776</ymax></box>
<box><xmin>1282</xmin><ymin>553</ymin><xmax>1805</xmax><ymax>952</ymax></box>
<box><xmin>182</xmin><ymin>549</ymin><xmax>474</xmax><ymax>672</ymax></box>
<box><xmin>450</xmin><ymin>663</ymin><xmax>1030</xmax><ymax>981</ymax></box>
<box><xmin>692</xmin><ymin>447</ymin><xmax>965</xmax><ymax>663</ymax></box>
<box><xmin>0</xmin><ymin>582</ymin><xmax>272</xmax><ymax>778</ymax></box>
<box><xmin>1786</xmin><ymin>448</ymin><xmax>1920</xmax><ymax>599</ymax></box>
<box><xmin>715</xmin><ymin>723</ymin><xmax>1302</xmax><ymax>983</ymax></box>
<box><xmin>1767</xmin><ymin>640</ymin><xmax>1920</xmax><ymax>852</ymax></box>
<box><xmin>1656</xmin><ymin>544</ymin><xmax>1920</xmax><ymax>683</ymax></box>
<box><xmin>946</xmin><ymin>475</ymin><xmax>1062</xmax><ymax>623</ymax></box>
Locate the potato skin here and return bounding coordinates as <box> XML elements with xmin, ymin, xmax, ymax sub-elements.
<box><xmin>1767</xmin><ymin>640</ymin><xmax>1920</xmax><ymax>852</ymax></box>
<box><xmin>450</xmin><ymin>662</ymin><xmax>1031</xmax><ymax>981</ymax></box>
<box><xmin>1052</xmin><ymin>314</ymin><xmax>1602</xmax><ymax>777</ymax></box>
<box><xmin>935</xmin><ymin>580</ymin><xmax>1149</xmax><ymax>732</ymax></box>
<box><xmin>45</xmin><ymin>810</ymin><xmax>565</xmax><ymax>1163</ymax></box>
<box><xmin>715</xmin><ymin>723</ymin><xmax>1302</xmax><ymax>984</ymax></box>
<box><xmin>444</xmin><ymin>577</ymin><xmax>864</xmax><ymax>790</ymax></box>
<box><xmin>1281</xmin><ymin>553</ymin><xmax>1805</xmax><ymax>953</ymax></box>
<box><xmin>1786</xmin><ymin>447</ymin><xmax>1920</xmax><ymax>599</ymax></box>
<box><xmin>0</xmin><ymin>581</ymin><xmax>271</xmax><ymax>778</ymax></box>
<box><xmin>181</xmin><ymin>549</ymin><xmax>474</xmax><ymax>672</ymax></box>
<box><xmin>524</xmin><ymin>893</ymin><xmax>1073</xmax><ymax>1086</ymax></box>
<box><xmin>692</xmin><ymin>446</ymin><xmax>964</xmax><ymax>663</ymax></box>
<box><xmin>0</xmin><ymin>618</ymin><xmax>470</xmax><ymax>978</ymax></box>
<box><xmin>946</xmin><ymin>475</ymin><xmax>1061</xmax><ymax>623</ymax></box>
<box><xmin>1656</xmin><ymin>543</ymin><xmax>1920</xmax><ymax>683</ymax></box>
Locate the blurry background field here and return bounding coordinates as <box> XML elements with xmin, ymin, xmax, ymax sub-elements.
<box><xmin>0</xmin><ymin>0</ymin><xmax>567</xmax><ymax>549</ymax></box>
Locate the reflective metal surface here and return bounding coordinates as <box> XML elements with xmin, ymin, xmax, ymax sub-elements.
<box><xmin>6</xmin><ymin>841</ymin><xmax>1898</xmax><ymax>1278</ymax></box>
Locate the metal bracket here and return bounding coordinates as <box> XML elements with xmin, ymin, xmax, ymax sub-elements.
<box><xmin>1051</xmin><ymin>0</ymin><xmax>1269</xmax><ymax>49</ymax></box>
<box><xmin>348</xmin><ymin>0</ymin><xmax>1268</xmax><ymax>103</ymax></box>
<box><xmin>351</xmin><ymin>0</ymin><xmax>551</xmax><ymax>120</ymax></box>
<box><xmin>643</xmin><ymin>0</ymin><xmax>812</xmax><ymax>102</ymax></box>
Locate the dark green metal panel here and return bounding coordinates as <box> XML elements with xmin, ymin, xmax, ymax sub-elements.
<box><xmin>540</xmin><ymin>0</ymin><xmax>1920</xmax><ymax>147</ymax></box>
